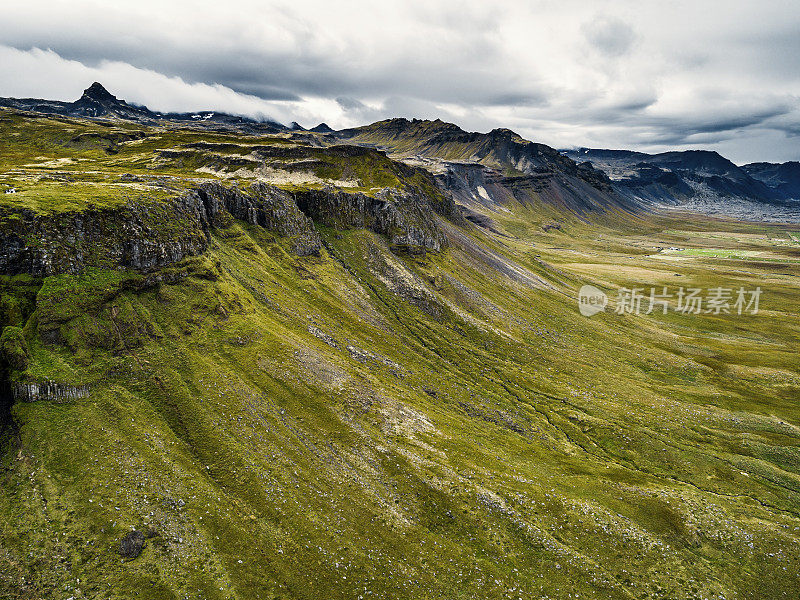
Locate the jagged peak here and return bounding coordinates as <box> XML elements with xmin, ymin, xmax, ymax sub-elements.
<box><xmin>80</xmin><ymin>82</ymin><xmax>120</xmax><ymax>104</ymax></box>
<box><xmin>310</xmin><ymin>122</ymin><xmax>334</xmax><ymax>133</ymax></box>
<box><xmin>488</xmin><ymin>127</ymin><xmax>522</xmax><ymax>140</ymax></box>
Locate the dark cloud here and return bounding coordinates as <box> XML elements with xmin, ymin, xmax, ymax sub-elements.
<box><xmin>225</xmin><ymin>83</ymin><xmax>300</xmax><ymax>102</ymax></box>
<box><xmin>581</xmin><ymin>16</ymin><xmax>637</xmax><ymax>57</ymax></box>
<box><xmin>685</xmin><ymin>112</ymin><xmax>790</xmax><ymax>135</ymax></box>
<box><xmin>484</xmin><ymin>92</ymin><xmax>549</xmax><ymax>107</ymax></box>
<box><xmin>335</xmin><ymin>97</ymin><xmax>367</xmax><ymax>111</ymax></box>
<box><xmin>0</xmin><ymin>2</ymin><xmax>522</xmax><ymax>106</ymax></box>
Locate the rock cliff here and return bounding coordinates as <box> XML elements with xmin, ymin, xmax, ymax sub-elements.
<box><xmin>294</xmin><ymin>186</ymin><xmax>448</xmax><ymax>253</ymax></box>
<box><xmin>0</xmin><ymin>182</ymin><xmax>449</xmax><ymax>277</ymax></box>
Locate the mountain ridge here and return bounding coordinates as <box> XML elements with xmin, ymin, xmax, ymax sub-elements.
<box><xmin>563</xmin><ymin>146</ymin><xmax>799</xmax><ymax>205</ymax></box>
<box><xmin>0</xmin><ymin>85</ymin><xmax>642</xmax><ymax>219</ymax></box>
<box><xmin>0</xmin><ymin>82</ymin><xmax>287</xmax><ymax>132</ymax></box>
<box><xmin>743</xmin><ymin>160</ymin><xmax>800</xmax><ymax>199</ymax></box>
<box><xmin>331</xmin><ymin>117</ymin><xmax>641</xmax><ymax>217</ymax></box>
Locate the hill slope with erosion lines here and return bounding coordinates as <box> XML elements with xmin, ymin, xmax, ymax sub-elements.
<box><xmin>0</xmin><ymin>107</ymin><xmax>799</xmax><ymax>600</ymax></box>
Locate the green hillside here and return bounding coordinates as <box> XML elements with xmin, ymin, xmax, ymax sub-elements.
<box><xmin>1</xmin><ymin>109</ymin><xmax>800</xmax><ymax>600</ymax></box>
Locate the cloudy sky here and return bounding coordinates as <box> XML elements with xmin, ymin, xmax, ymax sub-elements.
<box><xmin>2</xmin><ymin>0</ymin><xmax>799</xmax><ymax>163</ymax></box>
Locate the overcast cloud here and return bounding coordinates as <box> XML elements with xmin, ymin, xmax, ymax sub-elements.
<box><xmin>1</xmin><ymin>0</ymin><xmax>799</xmax><ymax>163</ymax></box>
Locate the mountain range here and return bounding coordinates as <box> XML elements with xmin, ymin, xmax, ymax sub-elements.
<box><xmin>562</xmin><ymin>147</ymin><xmax>800</xmax><ymax>205</ymax></box>
<box><xmin>4</xmin><ymin>83</ymin><xmax>799</xmax><ymax>216</ymax></box>
<box><xmin>0</xmin><ymin>82</ymin><xmax>287</xmax><ymax>133</ymax></box>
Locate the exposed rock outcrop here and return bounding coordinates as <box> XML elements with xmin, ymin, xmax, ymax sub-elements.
<box><xmin>294</xmin><ymin>187</ymin><xmax>447</xmax><ymax>253</ymax></box>
<box><xmin>12</xmin><ymin>380</ymin><xmax>90</xmax><ymax>402</ymax></box>
<box><xmin>195</xmin><ymin>182</ymin><xmax>322</xmax><ymax>256</ymax></box>
<box><xmin>0</xmin><ymin>184</ymin><xmax>315</xmax><ymax>276</ymax></box>
<box><xmin>0</xmin><ymin>180</ymin><xmax>449</xmax><ymax>277</ymax></box>
<box><xmin>0</xmin><ymin>202</ymin><xmax>209</xmax><ymax>277</ymax></box>
<box><xmin>119</xmin><ymin>530</ymin><xmax>146</xmax><ymax>559</ymax></box>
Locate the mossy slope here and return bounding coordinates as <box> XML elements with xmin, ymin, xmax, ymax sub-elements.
<box><xmin>0</xmin><ymin>111</ymin><xmax>799</xmax><ymax>600</ymax></box>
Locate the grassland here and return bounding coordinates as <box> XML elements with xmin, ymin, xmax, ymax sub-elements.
<box><xmin>0</xmin><ymin>108</ymin><xmax>440</xmax><ymax>214</ymax></box>
<box><xmin>0</xmin><ymin>110</ymin><xmax>799</xmax><ymax>599</ymax></box>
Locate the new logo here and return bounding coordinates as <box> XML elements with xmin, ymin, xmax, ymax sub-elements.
<box><xmin>578</xmin><ymin>285</ymin><xmax>607</xmax><ymax>317</ymax></box>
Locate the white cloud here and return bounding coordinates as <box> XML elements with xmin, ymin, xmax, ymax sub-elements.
<box><xmin>0</xmin><ymin>45</ymin><xmax>347</xmax><ymax>127</ymax></box>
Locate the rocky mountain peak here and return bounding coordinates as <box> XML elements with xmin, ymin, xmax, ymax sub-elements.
<box><xmin>488</xmin><ymin>127</ymin><xmax>519</xmax><ymax>138</ymax></box>
<box><xmin>310</xmin><ymin>122</ymin><xmax>334</xmax><ymax>133</ymax></box>
<box><xmin>69</xmin><ymin>82</ymin><xmax>148</xmax><ymax>119</ymax></box>
<box><xmin>80</xmin><ymin>82</ymin><xmax>120</xmax><ymax>104</ymax></box>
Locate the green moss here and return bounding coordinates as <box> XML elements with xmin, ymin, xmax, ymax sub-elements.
<box><xmin>0</xmin><ymin>181</ymin><xmax>174</xmax><ymax>214</ymax></box>
<box><xmin>36</xmin><ymin>269</ymin><xmax>138</xmax><ymax>324</ymax></box>
<box><xmin>0</xmin><ymin>325</ymin><xmax>29</xmax><ymax>372</ymax></box>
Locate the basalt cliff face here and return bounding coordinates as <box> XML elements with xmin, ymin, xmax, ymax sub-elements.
<box><xmin>293</xmin><ymin>187</ymin><xmax>448</xmax><ymax>252</ymax></box>
<box><xmin>0</xmin><ymin>196</ymin><xmax>211</xmax><ymax>277</ymax></box>
<box><xmin>0</xmin><ymin>181</ymin><xmax>454</xmax><ymax>277</ymax></box>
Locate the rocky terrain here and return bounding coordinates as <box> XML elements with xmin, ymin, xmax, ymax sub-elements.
<box><xmin>563</xmin><ymin>148</ymin><xmax>800</xmax><ymax>221</ymax></box>
<box><xmin>0</xmin><ymin>85</ymin><xmax>799</xmax><ymax>600</ymax></box>
<box><xmin>743</xmin><ymin>161</ymin><xmax>800</xmax><ymax>199</ymax></box>
<box><xmin>333</xmin><ymin>118</ymin><xmax>638</xmax><ymax>216</ymax></box>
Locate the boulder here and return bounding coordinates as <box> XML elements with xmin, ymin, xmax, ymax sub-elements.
<box><xmin>119</xmin><ymin>530</ymin><xmax>146</xmax><ymax>559</ymax></box>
